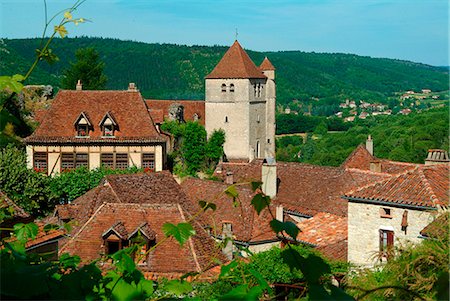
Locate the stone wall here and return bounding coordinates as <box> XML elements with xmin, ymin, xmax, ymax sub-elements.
<box><xmin>347</xmin><ymin>201</ymin><xmax>437</xmax><ymax>267</ymax></box>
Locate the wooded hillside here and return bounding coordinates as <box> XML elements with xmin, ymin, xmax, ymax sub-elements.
<box><xmin>1</xmin><ymin>37</ymin><xmax>448</xmax><ymax>105</ymax></box>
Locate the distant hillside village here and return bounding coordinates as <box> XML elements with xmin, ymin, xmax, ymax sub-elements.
<box><xmin>2</xmin><ymin>40</ymin><xmax>449</xmax><ymax>292</ymax></box>
<box><xmin>281</xmin><ymin>88</ymin><xmax>448</xmax><ymax>123</ymax></box>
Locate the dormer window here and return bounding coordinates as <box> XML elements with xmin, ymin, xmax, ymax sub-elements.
<box><xmin>74</xmin><ymin>112</ymin><xmax>92</xmax><ymax>137</ymax></box>
<box><xmin>230</xmin><ymin>84</ymin><xmax>235</xmax><ymax>92</ymax></box>
<box><xmin>221</xmin><ymin>83</ymin><xmax>227</xmax><ymax>93</ymax></box>
<box><xmin>99</xmin><ymin>112</ymin><xmax>118</xmax><ymax>138</ymax></box>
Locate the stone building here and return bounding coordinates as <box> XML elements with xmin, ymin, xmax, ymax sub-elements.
<box><xmin>343</xmin><ymin>164</ymin><xmax>448</xmax><ymax>267</ymax></box>
<box><xmin>205</xmin><ymin>41</ymin><xmax>276</xmax><ymax>161</ymax></box>
<box><xmin>25</xmin><ymin>83</ymin><xmax>168</xmax><ymax>175</ymax></box>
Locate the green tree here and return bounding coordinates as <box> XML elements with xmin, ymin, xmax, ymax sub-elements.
<box><xmin>61</xmin><ymin>47</ymin><xmax>107</xmax><ymax>90</ymax></box>
<box><xmin>181</xmin><ymin>121</ymin><xmax>207</xmax><ymax>175</ymax></box>
<box><xmin>0</xmin><ymin>145</ymin><xmax>55</xmax><ymax>216</ymax></box>
<box><xmin>205</xmin><ymin>129</ymin><xmax>225</xmax><ymax>167</ymax></box>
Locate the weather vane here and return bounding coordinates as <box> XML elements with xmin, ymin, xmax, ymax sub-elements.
<box><xmin>235</xmin><ymin>28</ymin><xmax>238</xmax><ymax>40</ymax></box>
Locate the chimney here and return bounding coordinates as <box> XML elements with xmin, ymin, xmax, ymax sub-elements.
<box><xmin>128</xmin><ymin>82</ymin><xmax>138</xmax><ymax>92</ymax></box>
<box><xmin>366</xmin><ymin>135</ymin><xmax>373</xmax><ymax>156</ymax></box>
<box><xmin>76</xmin><ymin>80</ymin><xmax>82</xmax><ymax>91</ymax></box>
<box><xmin>225</xmin><ymin>172</ymin><xmax>234</xmax><ymax>185</ymax></box>
<box><xmin>222</xmin><ymin>222</ymin><xmax>233</xmax><ymax>260</ymax></box>
<box><xmin>262</xmin><ymin>158</ymin><xmax>277</xmax><ymax>198</ymax></box>
<box><xmin>425</xmin><ymin>149</ymin><xmax>450</xmax><ymax>165</ymax></box>
<box><xmin>276</xmin><ymin>205</ymin><xmax>283</xmax><ymax>222</ymax></box>
<box><xmin>370</xmin><ymin>160</ymin><xmax>382</xmax><ymax>173</ymax></box>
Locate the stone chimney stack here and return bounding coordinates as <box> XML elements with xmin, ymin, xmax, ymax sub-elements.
<box><xmin>276</xmin><ymin>205</ymin><xmax>283</xmax><ymax>222</ymax></box>
<box><xmin>222</xmin><ymin>222</ymin><xmax>233</xmax><ymax>260</ymax></box>
<box><xmin>366</xmin><ymin>135</ymin><xmax>374</xmax><ymax>156</ymax></box>
<box><xmin>225</xmin><ymin>172</ymin><xmax>234</xmax><ymax>185</ymax></box>
<box><xmin>76</xmin><ymin>80</ymin><xmax>82</xmax><ymax>91</ymax></box>
<box><xmin>425</xmin><ymin>149</ymin><xmax>450</xmax><ymax>165</ymax></box>
<box><xmin>262</xmin><ymin>158</ymin><xmax>277</xmax><ymax>199</ymax></box>
<box><xmin>128</xmin><ymin>82</ymin><xmax>138</xmax><ymax>92</ymax></box>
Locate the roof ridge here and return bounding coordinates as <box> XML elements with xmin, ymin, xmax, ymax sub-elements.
<box><xmin>343</xmin><ymin>167</ymin><xmax>414</xmax><ymax>196</ymax></box>
<box><xmin>176</xmin><ymin>203</ymin><xmax>201</xmax><ymax>272</ymax></box>
<box><xmin>59</xmin><ymin>202</ymin><xmax>106</xmax><ymax>254</ymax></box>
<box><xmin>417</xmin><ymin>167</ymin><xmax>440</xmax><ymax>206</ymax></box>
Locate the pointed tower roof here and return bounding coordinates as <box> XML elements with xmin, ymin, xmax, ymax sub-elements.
<box><xmin>259</xmin><ymin>57</ymin><xmax>276</xmax><ymax>71</ymax></box>
<box><xmin>206</xmin><ymin>40</ymin><xmax>266</xmax><ymax>79</ymax></box>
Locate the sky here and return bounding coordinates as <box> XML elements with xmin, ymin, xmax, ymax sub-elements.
<box><xmin>0</xmin><ymin>0</ymin><xmax>448</xmax><ymax>66</ymax></box>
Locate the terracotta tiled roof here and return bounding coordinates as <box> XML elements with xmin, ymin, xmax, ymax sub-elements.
<box><xmin>25</xmin><ymin>225</ymin><xmax>66</xmax><ymax>249</ymax></box>
<box><xmin>420</xmin><ymin>212</ymin><xmax>449</xmax><ymax>238</ymax></box>
<box><xmin>26</xmin><ymin>90</ymin><xmax>166</xmax><ymax>144</ymax></box>
<box><xmin>316</xmin><ymin>239</ymin><xmax>348</xmax><ymax>262</ymax></box>
<box><xmin>181</xmin><ymin>178</ymin><xmax>276</xmax><ymax>243</ymax></box>
<box><xmin>215</xmin><ymin>161</ymin><xmax>390</xmax><ymax>216</ymax></box>
<box><xmin>296</xmin><ymin>213</ymin><xmax>347</xmax><ymax>247</ymax></box>
<box><xmin>205</xmin><ymin>41</ymin><xmax>267</xmax><ymax>79</ymax></box>
<box><xmin>0</xmin><ymin>191</ymin><xmax>30</xmax><ymax>218</ymax></box>
<box><xmin>341</xmin><ymin>144</ymin><xmax>418</xmax><ymax>175</ymax></box>
<box><xmin>57</xmin><ymin>172</ymin><xmax>225</xmax><ymax>274</ymax></box>
<box><xmin>343</xmin><ymin>164</ymin><xmax>449</xmax><ymax>209</ymax></box>
<box><xmin>103</xmin><ymin>221</ymin><xmax>128</xmax><ymax>239</ymax></box>
<box><xmin>145</xmin><ymin>100</ymin><xmax>205</xmax><ymax>125</ymax></box>
<box><xmin>259</xmin><ymin>57</ymin><xmax>276</xmax><ymax>71</ymax></box>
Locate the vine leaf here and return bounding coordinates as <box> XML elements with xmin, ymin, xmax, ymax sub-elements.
<box><xmin>198</xmin><ymin>200</ymin><xmax>216</xmax><ymax>212</ymax></box>
<box><xmin>251</xmin><ymin>193</ymin><xmax>270</xmax><ymax>215</ymax></box>
<box><xmin>58</xmin><ymin>253</ymin><xmax>80</xmax><ymax>269</ymax></box>
<box><xmin>54</xmin><ymin>25</ymin><xmax>68</xmax><ymax>38</ymax></box>
<box><xmin>164</xmin><ymin>279</ymin><xmax>193</xmax><ymax>296</ymax></box>
<box><xmin>13</xmin><ymin>223</ymin><xmax>39</xmax><ymax>243</ymax></box>
<box><xmin>250</xmin><ymin>181</ymin><xmax>262</xmax><ymax>192</ymax></box>
<box><xmin>269</xmin><ymin>219</ymin><xmax>300</xmax><ymax>240</ymax></box>
<box><xmin>162</xmin><ymin>222</ymin><xmax>196</xmax><ymax>247</ymax></box>
<box><xmin>0</xmin><ymin>75</ymin><xmax>24</xmax><ymax>94</ymax></box>
<box><xmin>43</xmin><ymin>223</ymin><xmax>60</xmax><ymax>232</ymax></box>
<box><xmin>219</xmin><ymin>260</ymin><xmax>239</xmax><ymax>278</ymax></box>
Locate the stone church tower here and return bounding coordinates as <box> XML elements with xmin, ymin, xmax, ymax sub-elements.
<box><xmin>205</xmin><ymin>41</ymin><xmax>276</xmax><ymax>161</ymax></box>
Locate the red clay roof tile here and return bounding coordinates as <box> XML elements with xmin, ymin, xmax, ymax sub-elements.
<box><xmin>259</xmin><ymin>57</ymin><xmax>276</xmax><ymax>71</ymax></box>
<box><xmin>205</xmin><ymin>41</ymin><xmax>266</xmax><ymax>79</ymax></box>
<box><xmin>344</xmin><ymin>164</ymin><xmax>449</xmax><ymax>208</ymax></box>
<box><xmin>57</xmin><ymin>172</ymin><xmax>225</xmax><ymax>274</ymax></box>
<box><xmin>215</xmin><ymin>160</ymin><xmax>390</xmax><ymax>217</ymax></box>
<box><xmin>145</xmin><ymin>100</ymin><xmax>205</xmax><ymax>125</ymax></box>
<box><xmin>181</xmin><ymin>178</ymin><xmax>276</xmax><ymax>243</ymax></box>
<box><xmin>26</xmin><ymin>90</ymin><xmax>165</xmax><ymax>144</ymax></box>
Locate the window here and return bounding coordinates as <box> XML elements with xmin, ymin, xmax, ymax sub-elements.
<box><xmin>253</xmin><ymin>84</ymin><xmax>257</xmax><ymax>96</ymax></box>
<box><xmin>379</xmin><ymin>229</ymin><xmax>394</xmax><ymax>259</ymax></box>
<box><xmin>33</xmin><ymin>152</ymin><xmax>47</xmax><ymax>173</ymax></box>
<box><xmin>61</xmin><ymin>153</ymin><xmax>88</xmax><ymax>172</ymax></box>
<box><xmin>99</xmin><ymin>112</ymin><xmax>118</xmax><ymax>137</ymax></box>
<box><xmin>61</xmin><ymin>153</ymin><xmax>75</xmax><ymax>171</ymax></box>
<box><xmin>77</xmin><ymin>124</ymin><xmax>89</xmax><ymax>137</ymax></box>
<box><xmin>101</xmin><ymin>153</ymin><xmax>114</xmax><ymax>168</ymax></box>
<box><xmin>230</xmin><ymin>84</ymin><xmax>235</xmax><ymax>92</ymax></box>
<box><xmin>74</xmin><ymin>112</ymin><xmax>92</xmax><ymax>137</ymax></box>
<box><xmin>103</xmin><ymin>124</ymin><xmax>114</xmax><ymax>137</ymax></box>
<box><xmin>267</xmin><ymin>139</ymin><xmax>271</xmax><ymax>144</ymax></box>
<box><xmin>225</xmin><ymin>116</ymin><xmax>228</xmax><ymax>123</ymax></box>
<box><xmin>221</xmin><ymin>83</ymin><xmax>227</xmax><ymax>92</ymax></box>
<box><xmin>257</xmin><ymin>115</ymin><xmax>260</xmax><ymax>123</ymax></box>
<box><xmin>142</xmin><ymin>153</ymin><xmax>155</xmax><ymax>171</ymax></box>
<box><xmin>101</xmin><ymin>153</ymin><xmax>128</xmax><ymax>169</ymax></box>
<box><xmin>380</xmin><ymin>208</ymin><xmax>392</xmax><ymax>218</ymax></box>
<box><xmin>116</xmin><ymin>154</ymin><xmax>129</xmax><ymax>170</ymax></box>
